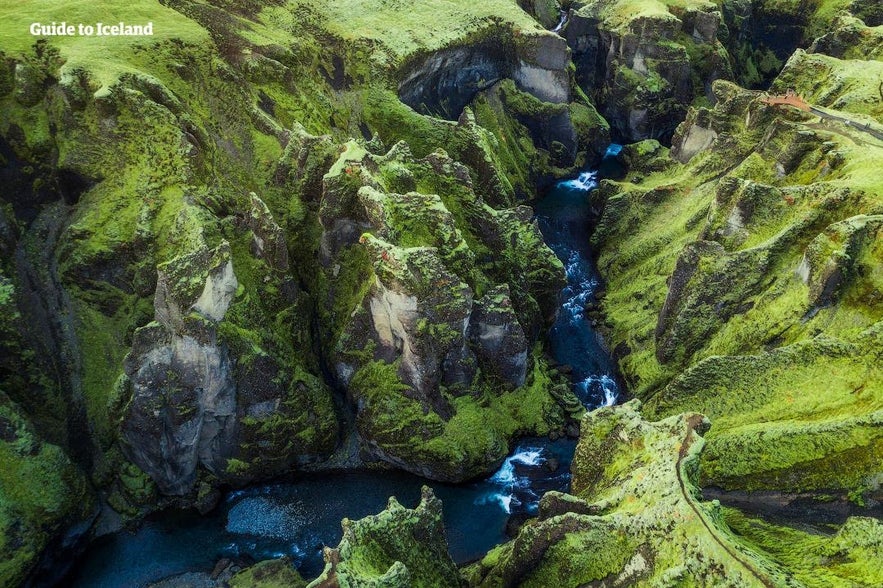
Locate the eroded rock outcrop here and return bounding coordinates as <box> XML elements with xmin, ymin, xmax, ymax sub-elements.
<box><xmin>468</xmin><ymin>285</ymin><xmax>530</xmax><ymax>387</ymax></box>
<box><xmin>314</xmin><ymin>139</ymin><xmax>570</xmax><ymax>481</ymax></box>
<box><xmin>122</xmin><ymin>241</ymin><xmax>238</xmax><ymax>495</ymax></box>
<box><xmin>308</xmin><ymin>487</ymin><xmax>462</xmax><ymax>588</ymax></box>
<box><xmin>562</xmin><ymin>0</ymin><xmax>732</xmax><ymax>142</ymax></box>
<box><xmin>122</xmin><ymin>195</ymin><xmax>338</xmax><ymax>494</ymax></box>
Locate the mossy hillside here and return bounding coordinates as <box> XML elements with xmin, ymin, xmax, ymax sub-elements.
<box><xmin>573</xmin><ymin>0</ymin><xmax>719</xmax><ymax>32</ymax></box>
<box><xmin>649</xmin><ymin>335</ymin><xmax>883</xmax><ymax>495</ymax></box>
<box><xmin>267</xmin><ymin>0</ymin><xmax>547</xmax><ymax>73</ymax></box>
<box><xmin>773</xmin><ymin>49</ymin><xmax>883</xmax><ymax>123</ymax></box>
<box><xmin>0</xmin><ymin>392</ymin><xmax>96</xmax><ymax>587</ymax></box>
<box><xmin>590</xmin><ymin>56</ymin><xmax>883</xmax><ymax>498</ymax></box>
<box><xmin>467</xmin><ymin>515</ymin><xmax>637</xmax><ymax>587</ymax></box>
<box><xmin>0</xmin><ymin>1</ymin><xmax>209</xmax><ymax>90</ymax></box>
<box><xmin>723</xmin><ymin>508</ymin><xmax>883</xmax><ymax>588</ymax></box>
<box><xmin>808</xmin><ymin>13</ymin><xmax>883</xmax><ymax>61</ymax></box>
<box><xmin>594</xmin><ymin>82</ymin><xmax>883</xmax><ymax>382</ymax></box>
<box><xmin>240</xmin><ymin>1</ymin><xmax>585</xmax><ymax>185</ymax></box>
<box><xmin>468</xmin><ymin>401</ymin><xmax>798</xmax><ymax>587</ymax></box>
<box><xmin>356</xmin><ymin>84</ymin><xmax>594</xmax><ymax>206</ymax></box>
<box><xmin>0</xmin><ymin>3</ymin><xmax>348</xmax><ymax>497</ymax></box>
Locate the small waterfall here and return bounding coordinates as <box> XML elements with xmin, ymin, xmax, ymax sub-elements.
<box><xmin>552</xmin><ymin>10</ymin><xmax>569</xmax><ymax>33</ymax></box>
<box><xmin>559</xmin><ymin>170</ymin><xmax>598</xmax><ymax>191</ymax></box>
<box><xmin>483</xmin><ymin>447</ymin><xmax>546</xmax><ymax>514</ymax></box>
<box><xmin>576</xmin><ymin>374</ymin><xmax>618</xmax><ymax>407</ymax></box>
<box><xmin>535</xmin><ymin>157</ymin><xmax>622</xmax><ymax>409</ymax></box>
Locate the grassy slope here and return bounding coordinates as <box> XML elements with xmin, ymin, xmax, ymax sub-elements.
<box><xmin>724</xmin><ymin>508</ymin><xmax>883</xmax><ymax>588</ymax></box>
<box><xmin>0</xmin><ymin>0</ymin><xmax>208</xmax><ymax>87</ymax></box>
<box><xmin>468</xmin><ymin>402</ymin><xmax>802</xmax><ymax>586</ymax></box>
<box><xmin>592</xmin><ymin>34</ymin><xmax>883</xmax><ymax>498</ymax></box>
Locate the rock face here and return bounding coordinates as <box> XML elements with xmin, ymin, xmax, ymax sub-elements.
<box><xmin>123</xmin><ymin>323</ymin><xmax>237</xmax><ymax>496</ymax></box>
<box><xmin>398</xmin><ymin>32</ymin><xmax>569</xmax><ymax>119</ymax></box>
<box><xmin>356</xmin><ymin>234</ymin><xmax>475</xmax><ymax>403</ymax></box>
<box><xmin>468</xmin><ymin>285</ymin><xmax>530</xmax><ymax>387</ymax></box>
<box><xmin>123</xmin><ymin>209</ymin><xmax>339</xmax><ymax>494</ymax></box>
<box><xmin>562</xmin><ymin>0</ymin><xmax>732</xmax><ymax>142</ymax></box>
<box><xmin>308</xmin><ymin>487</ymin><xmax>462</xmax><ymax>588</ymax></box>
<box><xmin>396</xmin><ymin>31</ymin><xmax>605</xmax><ymax>174</ymax></box>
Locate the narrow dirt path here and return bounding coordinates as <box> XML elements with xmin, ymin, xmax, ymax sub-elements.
<box><xmin>675</xmin><ymin>415</ymin><xmax>779</xmax><ymax>588</ymax></box>
<box><xmin>762</xmin><ymin>92</ymin><xmax>883</xmax><ymax>143</ymax></box>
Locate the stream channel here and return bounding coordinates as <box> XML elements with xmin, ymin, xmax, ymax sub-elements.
<box><xmin>67</xmin><ymin>146</ymin><xmax>624</xmax><ymax>587</ymax></box>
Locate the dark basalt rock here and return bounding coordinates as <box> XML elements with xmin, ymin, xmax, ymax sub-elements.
<box><xmin>398</xmin><ymin>32</ymin><xmax>570</xmax><ymax>120</ymax></box>
<box><xmin>563</xmin><ymin>4</ymin><xmax>731</xmax><ymax>143</ymax></box>
<box><xmin>468</xmin><ymin>284</ymin><xmax>530</xmax><ymax>387</ymax></box>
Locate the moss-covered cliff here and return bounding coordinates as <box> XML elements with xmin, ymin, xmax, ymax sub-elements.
<box><xmin>590</xmin><ymin>66</ymin><xmax>883</xmax><ymax>503</ymax></box>
<box><xmin>1</xmin><ymin>0</ymin><xmax>882</xmax><ymax>585</ymax></box>
<box><xmin>0</xmin><ymin>0</ymin><xmax>592</xmax><ymax>580</ymax></box>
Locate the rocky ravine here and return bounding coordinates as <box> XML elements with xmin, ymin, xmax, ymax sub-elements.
<box><xmin>1</xmin><ymin>0</ymin><xmax>882</xmax><ymax>586</ymax></box>
<box><xmin>0</xmin><ymin>0</ymin><xmax>594</xmax><ymax>582</ymax></box>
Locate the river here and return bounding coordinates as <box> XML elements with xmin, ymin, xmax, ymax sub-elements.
<box><xmin>66</xmin><ymin>149</ymin><xmax>622</xmax><ymax>587</ymax></box>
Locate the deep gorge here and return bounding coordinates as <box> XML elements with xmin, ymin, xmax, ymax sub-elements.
<box><xmin>63</xmin><ymin>148</ymin><xmax>624</xmax><ymax>588</ymax></box>
<box><xmin>1</xmin><ymin>0</ymin><xmax>882</xmax><ymax>587</ymax></box>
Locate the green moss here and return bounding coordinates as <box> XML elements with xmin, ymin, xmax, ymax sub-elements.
<box><xmin>225</xmin><ymin>458</ymin><xmax>250</xmax><ymax>476</ymax></box>
<box><xmin>322</xmin><ymin>488</ymin><xmax>461</xmax><ymax>588</ymax></box>
<box><xmin>519</xmin><ymin>528</ymin><xmax>636</xmax><ymax>587</ymax></box>
<box><xmin>723</xmin><ymin>508</ymin><xmax>883</xmax><ymax>588</ymax></box>
<box><xmin>360</xmin><ymin>88</ymin><xmax>460</xmax><ymax>158</ymax></box>
<box><xmin>0</xmin><ymin>1</ymin><xmax>209</xmax><ymax>90</ymax></box>
<box><xmin>354</xmin><ymin>349</ymin><xmax>561</xmax><ymax>480</ymax></box>
<box><xmin>284</xmin><ymin>0</ymin><xmax>545</xmax><ymax>68</ymax></box>
<box><xmin>72</xmin><ymin>290</ymin><xmax>146</xmax><ymax>449</ymax></box>
<box><xmin>231</xmin><ymin>558</ymin><xmax>306</xmax><ymax>588</ymax></box>
<box><xmin>0</xmin><ymin>393</ymin><xmax>94</xmax><ymax>586</ymax></box>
